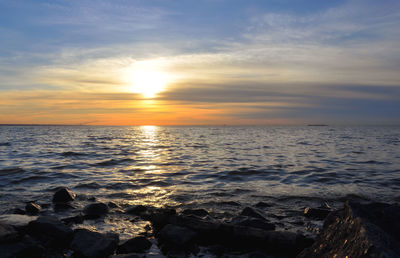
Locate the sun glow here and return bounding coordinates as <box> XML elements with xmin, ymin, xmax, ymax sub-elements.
<box><xmin>125</xmin><ymin>60</ymin><xmax>171</xmax><ymax>98</ymax></box>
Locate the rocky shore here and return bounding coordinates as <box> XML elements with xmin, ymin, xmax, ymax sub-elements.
<box><xmin>1</xmin><ymin>187</ymin><xmax>399</xmax><ymax>258</ymax></box>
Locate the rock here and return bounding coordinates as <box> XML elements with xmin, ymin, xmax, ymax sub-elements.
<box><xmin>25</xmin><ymin>202</ymin><xmax>41</xmax><ymax>215</ymax></box>
<box><xmin>231</xmin><ymin>216</ymin><xmax>275</xmax><ymax>231</ymax></box>
<box><xmin>303</xmin><ymin>207</ymin><xmax>330</xmax><ymax>220</ymax></box>
<box><xmin>52</xmin><ymin>187</ymin><xmax>76</xmax><ymax>203</ymax></box>
<box><xmin>240</xmin><ymin>207</ymin><xmax>266</xmax><ymax>220</ymax></box>
<box><xmin>83</xmin><ymin>202</ymin><xmax>109</xmax><ymax>218</ymax></box>
<box><xmin>298</xmin><ymin>201</ymin><xmax>400</xmax><ymax>258</ymax></box>
<box><xmin>0</xmin><ymin>223</ymin><xmax>18</xmax><ymax>243</ymax></box>
<box><xmin>70</xmin><ymin>228</ymin><xmax>119</xmax><ymax>258</ymax></box>
<box><xmin>0</xmin><ymin>214</ymin><xmax>37</xmax><ymax>228</ymax></box>
<box><xmin>158</xmin><ymin>224</ymin><xmax>196</xmax><ymax>249</ymax></box>
<box><xmin>0</xmin><ymin>235</ymin><xmax>44</xmax><ymax>258</ymax></box>
<box><xmin>61</xmin><ymin>215</ymin><xmax>85</xmax><ymax>225</ymax></box>
<box><xmin>146</xmin><ymin>208</ymin><xmax>176</xmax><ymax>229</ymax></box>
<box><xmin>28</xmin><ymin>216</ymin><xmax>73</xmax><ymax>246</ymax></box>
<box><xmin>126</xmin><ymin>205</ymin><xmax>148</xmax><ymax>215</ymax></box>
<box><xmin>54</xmin><ymin>202</ymin><xmax>75</xmax><ymax>211</ymax></box>
<box><xmin>108</xmin><ymin>201</ymin><xmax>120</xmax><ymax>208</ymax></box>
<box><xmin>181</xmin><ymin>209</ymin><xmax>209</xmax><ymax>218</ymax></box>
<box><xmin>117</xmin><ymin>236</ymin><xmax>152</xmax><ymax>254</ymax></box>
<box><xmin>219</xmin><ymin>224</ymin><xmax>312</xmax><ymax>256</ymax></box>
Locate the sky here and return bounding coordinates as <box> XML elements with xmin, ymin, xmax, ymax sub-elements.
<box><xmin>0</xmin><ymin>0</ymin><xmax>399</xmax><ymax>125</ymax></box>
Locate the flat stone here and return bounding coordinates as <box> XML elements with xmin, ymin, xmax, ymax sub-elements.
<box><xmin>231</xmin><ymin>216</ymin><xmax>275</xmax><ymax>231</ymax></box>
<box><xmin>0</xmin><ymin>214</ymin><xmax>37</xmax><ymax>228</ymax></box>
<box><xmin>52</xmin><ymin>187</ymin><xmax>76</xmax><ymax>203</ymax></box>
<box><xmin>126</xmin><ymin>205</ymin><xmax>148</xmax><ymax>215</ymax></box>
<box><xmin>70</xmin><ymin>228</ymin><xmax>119</xmax><ymax>258</ymax></box>
<box><xmin>117</xmin><ymin>236</ymin><xmax>152</xmax><ymax>254</ymax></box>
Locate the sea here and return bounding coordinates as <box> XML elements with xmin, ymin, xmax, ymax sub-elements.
<box><xmin>1</xmin><ymin>125</ymin><xmax>399</xmax><ymax>238</ymax></box>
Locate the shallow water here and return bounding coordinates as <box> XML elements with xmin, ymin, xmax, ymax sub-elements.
<box><xmin>1</xmin><ymin>125</ymin><xmax>399</xmax><ymax>236</ymax></box>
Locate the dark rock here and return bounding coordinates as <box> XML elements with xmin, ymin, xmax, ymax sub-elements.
<box><xmin>221</xmin><ymin>201</ymin><xmax>241</xmax><ymax>206</ymax></box>
<box><xmin>231</xmin><ymin>216</ymin><xmax>275</xmax><ymax>231</ymax></box>
<box><xmin>181</xmin><ymin>209</ymin><xmax>209</xmax><ymax>217</ymax></box>
<box><xmin>0</xmin><ymin>235</ymin><xmax>44</xmax><ymax>258</ymax></box>
<box><xmin>28</xmin><ymin>216</ymin><xmax>73</xmax><ymax>246</ymax></box>
<box><xmin>303</xmin><ymin>207</ymin><xmax>331</xmax><ymax>220</ymax></box>
<box><xmin>88</xmin><ymin>197</ymin><xmax>96</xmax><ymax>202</ymax></box>
<box><xmin>254</xmin><ymin>202</ymin><xmax>272</xmax><ymax>208</ymax></box>
<box><xmin>117</xmin><ymin>236</ymin><xmax>152</xmax><ymax>254</ymax></box>
<box><xmin>12</xmin><ymin>208</ymin><xmax>26</xmax><ymax>215</ymax></box>
<box><xmin>52</xmin><ymin>187</ymin><xmax>76</xmax><ymax>203</ymax></box>
<box><xmin>25</xmin><ymin>202</ymin><xmax>41</xmax><ymax>215</ymax></box>
<box><xmin>54</xmin><ymin>202</ymin><xmax>75</xmax><ymax>211</ymax></box>
<box><xmin>240</xmin><ymin>207</ymin><xmax>266</xmax><ymax>220</ymax></box>
<box><xmin>70</xmin><ymin>228</ymin><xmax>119</xmax><ymax>258</ymax></box>
<box><xmin>61</xmin><ymin>215</ymin><xmax>85</xmax><ymax>225</ymax></box>
<box><xmin>158</xmin><ymin>224</ymin><xmax>196</xmax><ymax>249</ymax></box>
<box><xmin>146</xmin><ymin>208</ymin><xmax>176</xmax><ymax>229</ymax></box>
<box><xmin>219</xmin><ymin>224</ymin><xmax>313</xmax><ymax>256</ymax></box>
<box><xmin>108</xmin><ymin>201</ymin><xmax>119</xmax><ymax>209</ymax></box>
<box><xmin>83</xmin><ymin>202</ymin><xmax>109</xmax><ymax>219</ymax></box>
<box><xmin>298</xmin><ymin>201</ymin><xmax>400</xmax><ymax>258</ymax></box>
<box><xmin>126</xmin><ymin>205</ymin><xmax>147</xmax><ymax>215</ymax></box>
<box><xmin>0</xmin><ymin>223</ymin><xmax>18</xmax><ymax>243</ymax></box>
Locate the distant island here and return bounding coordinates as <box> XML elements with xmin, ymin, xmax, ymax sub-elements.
<box><xmin>307</xmin><ymin>124</ymin><xmax>328</xmax><ymax>126</ymax></box>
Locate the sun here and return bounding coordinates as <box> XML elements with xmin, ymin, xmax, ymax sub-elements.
<box><xmin>125</xmin><ymin>60</ymin><xmax>170</xmax><ymax>98</ymax></box>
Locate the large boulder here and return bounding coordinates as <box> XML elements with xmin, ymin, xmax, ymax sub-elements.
<box><xmin>230</xmin><ymin>216</ymin><xmax>275</xmax><ymax>231</ymax></box>
<box><xmin>27</xmin><ymin>216</ymin><xmax>73</xmax><ymax>246</ymax></box>
<box><xmin>298</xmin><ymin>201</ymin><xmax>400</xmax><ymax>258</ymax></box>
<box><xmin>83</xmin><ymin>202</ymin><xmax>109</xmax><ymax>219</ymax></box>
<box><xmin>181</xmin><ymin>209</ymin><xmax>209</xmax><ymax>218</ymax></box>
<box><xmin>303</xmin><ymin>207</ymin><xmax>331</xmax><ymax>220</ymax></box>
<box><xmin>52</xmin><ymin>187</ymin><xmax>76</xmax><ymax>203</ymax></box>
<box><xmin>117</xmin><ymin>236</ymin><xmax>152</xmax><ymax>254</ymax></box>
<box><xmin>70</xmin><ymin>228</ymin><xmax>119</xmax><ymax>258</ymax></box>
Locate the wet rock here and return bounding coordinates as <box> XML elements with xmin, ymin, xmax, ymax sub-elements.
<box><xmin>52</xmin><ymin>187</ymin><xmax>76</xmax><ymax>203</ymax></box>
<box><xmin>146</xmin><ymin>208</ymin><xmax>176</xmax><ymax>229</ymax></box>
<box><xmin>28</xmin><ymin>216</ymin><xmax>73</xmax><ymax>246</ymax></box>
<box><xmin>220</xmin><ymin>224</ymin><xmax>312</xmax><ymax>255</ymax></box>
<box><xmin>54</xmin><ymin>202</ymin><xmax>75</xmax><ymax>211</ymax></box>
<box><xmin>117</xmin><ymin>236</ymin><xmax>152</xmax><ymax>254</ymax></box>
<box><xmin>70</xmin><ymin>228</ymin><xmax>119</xmax><ymax>258</ymax></box>
<box><xmin>221</xmin><ymin>201</ymin><xmax>241</xmax><ymax>207</ymax></box>
<box><xmin>0</xmin><ymin>235</ymin><xmax>44</xmax><ymax>258</ymax></box>
<box><xmin>303</xmin><ymin>207</ymin><xmax>330</xmax><ymax>220</ymax></box>
<box><xmin>0</xmin><ymin>223</ymin><xmax>18</xmax><ymax>243</ymax></box>
<box><xmin>298</xmin><ymin>201</ymin><xmax>400</xmax><ymax>258</ymax></box>
<box><xmin>0</xmin><ymin>214</ymin><xmax>37</xmax><ymax>228</ymax></box>
<box><xmin>158</xmin><ymin>224</ymin><xmax>196</xmax><ymax>249</ymax></box>
<box><xmin>181</xmin><ymin>209</ymin><xmax>209</xmax><ymax>218</ymax></box>
<box><xmin>83</xmin><ymin>202</ymin><xmax>109</xmax><ymax>219</ymax></box>
<box><xmin>231</xmin><ymin>216</ymin><xmax>275</xmax><ymax>231</ymax></box>
<box><xmin>240</xmin><ymin>207</ymin><xmax>266</xmax><ymax>220</ymax></box>
<box><xmin>25</xmin><ymin>202</ymin><xmax>41</xmax><ymax>215</ymax></box>
<box><xmin>61</xmin><ymin>215</ymin><xmax>85</xmax><ymax>225</ymax></box>
<box><xmin>108</xmin><ymin>201</ymin><xmax>120</xmax><ymax>209</ymax></box>
<box><xmin>126</xmin><ymin>205</ymin><xmax>148</xmax><ymax>215</ymax></box>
